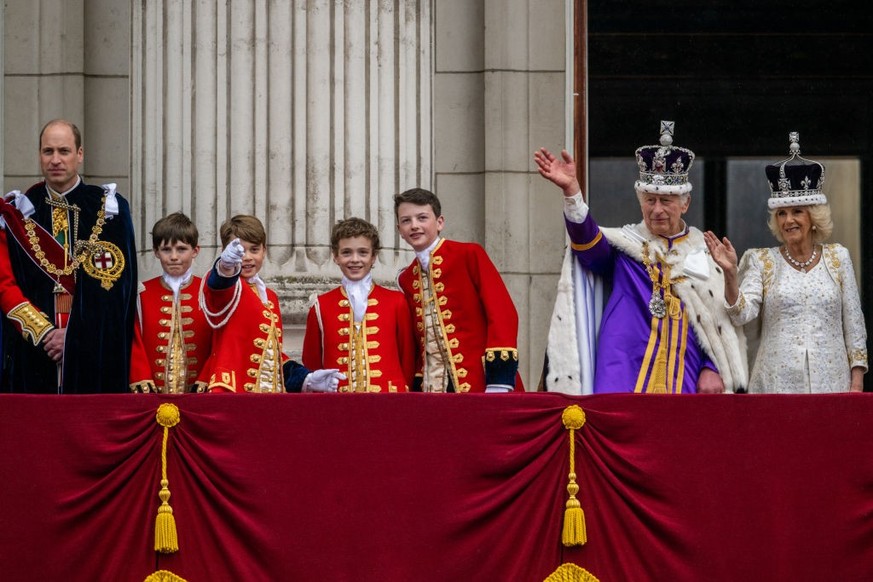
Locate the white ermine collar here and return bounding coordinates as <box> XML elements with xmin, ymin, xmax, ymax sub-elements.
<box><xmin>608</xmin><ymin>222</ymin><xmax>710</xmax><ymax>280</ymax></box>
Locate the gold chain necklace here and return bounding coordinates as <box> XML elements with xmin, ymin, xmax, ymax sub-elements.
<box><xmin>24</xmin><ymin>193</ymin><xmax>108</xmax><ymax>277</ymax></box>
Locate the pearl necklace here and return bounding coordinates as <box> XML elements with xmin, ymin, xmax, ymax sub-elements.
<box><xmin>783</xmin><ymin>245</ymin><xmax>817</xmax><ymax>272</ymax></box>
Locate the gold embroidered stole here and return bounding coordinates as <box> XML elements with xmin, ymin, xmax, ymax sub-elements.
<box><xmin>635</xmin><ymin>242</ymin><xmax>689</xmax><ymax>393</ymax></box>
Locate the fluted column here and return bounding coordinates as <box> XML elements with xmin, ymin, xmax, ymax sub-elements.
<box><xmin>131</xmin><ymin>0</ymin><xmax>432</xmax><ymax>308</ymax></box>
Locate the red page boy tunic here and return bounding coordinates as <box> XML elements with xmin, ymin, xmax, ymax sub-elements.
<box><xmin>303</xmin><ymin>284</ymin><xmax>414</xmax><ymax>392</ymax></box>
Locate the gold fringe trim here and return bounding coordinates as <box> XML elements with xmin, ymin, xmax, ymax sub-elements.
<box><xmin>155</xmin><ymin>403</ymin><xmax>181</xmax><ymax>553</ymax></box>
<box><xmin>144</xmin><ymin>570</ymin><xmax>189</xmax><ymax>582</ymax></box>
<box><xmin>561</xmin><ymin>405</ymin><xmax>587</xmax><ymax>547</ymax></box>
<box><xmin>544</xmin><ymin>563</ymin><xmax>600</xmax><ymax>582</ymax></box>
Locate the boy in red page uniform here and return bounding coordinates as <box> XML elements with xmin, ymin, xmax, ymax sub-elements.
<box><xmin>200</xmin><ymin>215</ymin><xmax>344</xmax><ymax>393</ymax></box>
<box><xmin>303</xmin><ymin>217</ymin><xmax>414</xmax><ymax>392</ymax></box>
<box><xmin>394</xmin><ymin>188</ymin><xmax>523</xmax><ymax>393</ymax></box>
<box><xmin>129</xmin><ymin>212</ymin><xmax>212</xmax><ymax>393</ymax></box>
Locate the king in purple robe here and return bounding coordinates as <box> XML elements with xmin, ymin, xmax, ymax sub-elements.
<box><xmin>534</xmin><ymin>121</ymin><xmax>747</xmax><ymax>394</ymax></box>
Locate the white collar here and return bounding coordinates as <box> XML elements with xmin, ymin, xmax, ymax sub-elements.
<box><xmin>47</xmin><ymin>176</ymin><xmax>82</xmax><ymax>198</ymax></box>
<box><xmin>162</xmin><ymin>268</ymin><xmax>194</xmax><ymax>300</ymax></box>
<box><xmin>245</xmin><ymin>274</ymin><xmax>268</xmax><ymax>303</ymax></box>
<box><xmin>343</xmin><ymin>274</ymin><xmax>373</xmax><ymax>323</ymax></box>
<box><xmin>415</xmin><ymin>237</ymin><xmax>441</xmax><ymax>271</ymax></box>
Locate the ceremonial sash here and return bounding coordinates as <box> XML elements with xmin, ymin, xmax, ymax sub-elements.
<box><xmin>0</xmin><ymin>197</ymin><xmax>76</xmax><ymax>295</ymax></box>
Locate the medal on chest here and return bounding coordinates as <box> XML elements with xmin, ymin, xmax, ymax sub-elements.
<box><xmin>642</xmin><ymin>242</ymin><xmax>686</xmax><ymax>319</ymax></box>
<box><xmin>649</xmin><ymin>292</ymin><xmax>667</xmax><ymax>319</ymax></box>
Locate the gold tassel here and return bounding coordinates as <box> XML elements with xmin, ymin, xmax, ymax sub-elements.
<box><xmin>561</xmin><ymin>405</ymin><xmax>587</xmax><ymax>547</ymax></box>
<box><xmin>544</xmin><ymin>562</ymin><xmax>601</xmax><ymax>582</ymax></box>
<box><xmin>155</xmin><ymin>403</ymin><xmax>181</xmax><ymax>553</ymax></box>
<box><xmin>143</xmin><ymin>570</ymin><xmax>190</xmax><ymax>582</ymax></box>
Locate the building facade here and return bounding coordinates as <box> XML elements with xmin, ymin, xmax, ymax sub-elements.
<box><xmin>2</xmin><ymin>1</ymin><xmax>570</xmax><ymax>389</ymax></box>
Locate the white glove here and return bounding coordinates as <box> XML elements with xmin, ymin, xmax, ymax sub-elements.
<box><xmin>485</xmin><ymin>384</ymin><xmax>513</xmax><ymax>394</ymax></box>
<box><xmin>218</xmin><ymin>238</ymin><xmax>245</xmax><ymax>273</ymax></box>
<box><xmin>303</xmin><ymin>369</ymin><xmax>347</xmax><ymax>393</ymax></box>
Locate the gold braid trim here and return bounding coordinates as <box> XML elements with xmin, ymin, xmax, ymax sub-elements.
<box><xmin>7</xmin><ymin>302</ymin><xmax>54</xmax><ymax>346</ymax></box>
<box><xmin>484</xmin><ymin>347</ymin><xmax>519</xmax><ymax>362</ymax></box>
<box><xmin>570</xmin><ymin>230</ymin><xmax>603</xmax><ymax>252</ymax></box>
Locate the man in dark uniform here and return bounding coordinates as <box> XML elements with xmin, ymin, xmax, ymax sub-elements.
<box><xmin>0</xmin><ymin>119</ymin><xmax>137</xmax><ymax>393</ymax></box>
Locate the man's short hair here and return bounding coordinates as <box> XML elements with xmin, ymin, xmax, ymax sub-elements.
<box><xmin>151</xmin><ymin>212</ymin><xmax>200</xmax><ymax>250</ymax></box>
<box><xmin>219</xmin><ymin>215</ymin><xmax>267</xmax><ymax>247</ymax></box>
<box><xmin>330</xmin><ymin>217</ymin><xmax>381</xmax><ymax>255</ymax></box>
<box><xmin>393</xmin><ymin>188</ymin><xmax>442</xmax><ymax>220</ymax></box>
<box><xmin>39</xmin><ymin>119</ymin><xmax>82</xmax><ymax>150</ymax></box>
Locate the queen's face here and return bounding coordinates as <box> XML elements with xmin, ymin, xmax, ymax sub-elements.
<box><xmin>775</xmin><ymin>206</ymin><xmax>813</xmax><ymax>246</ymax></box>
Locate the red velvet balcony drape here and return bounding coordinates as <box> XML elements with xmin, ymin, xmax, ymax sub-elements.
<box><xmin>2</xmin><ymin>393</ymin><xmax>873</xmax><ymax>581</ymax></box>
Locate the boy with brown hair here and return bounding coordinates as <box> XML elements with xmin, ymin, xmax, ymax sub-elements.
<box><xmin>394</xmin><ymin>188</ymin><xmax>523</xmax><ymax>393</ymax></box>
<box><xmin>303</xmin><ymin>217</ymin><xmax>414</xmax><ymax>392</ymax></box>
<box><xmin>200</xmin><ymin>214</ymin><xmax>344</xmax><ymax>393</ymax></box>
<box><xmin>130</xmin><ymin>212</ymin><xmax>212</xmax><ymax>392</ymax></box>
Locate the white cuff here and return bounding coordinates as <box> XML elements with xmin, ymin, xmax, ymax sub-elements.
<box><xmin>563</xmin><ymin>191</ymin><xmax>589</xmax><ymax>224</ymax></box>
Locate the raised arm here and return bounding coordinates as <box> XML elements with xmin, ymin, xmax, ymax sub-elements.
<box><xmin>533</xmin><ymin>147</ymin><xmax>582</xmax><ymax>198</ymax></box>
<box><xmin>703</xmin><ymin>231</ymin><xmax>739</xmax><ymax>305</ymax></box>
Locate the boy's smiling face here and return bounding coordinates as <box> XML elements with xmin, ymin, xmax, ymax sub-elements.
<box><xmin>154</xmin><ymin>240</ymin><xmax>200</xmax><ymax>277</ymax></box>
<box><xmin>396</xmin><ymin>202</ymin><xmax>445</xmax><ymax>252</ymax></box>
<box><xmin>239</xmin><ymin>239</ymin><xmax>266</xmax><ymax>279</ymax></box>
<box><xmin>333</xmin><ymin>236</ymin><xmax>377</xmax><ymax>282</ymax></box>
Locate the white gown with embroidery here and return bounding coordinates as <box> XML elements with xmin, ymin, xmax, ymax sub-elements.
<box><xmin>727</xmin><ymin>244</ymin><xmax>867</xmax><ymax>393</ymax></box>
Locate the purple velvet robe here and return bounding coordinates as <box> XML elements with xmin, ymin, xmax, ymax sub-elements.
<box><xmin>566</xmin><ymin>215</ymin><xmax>716</xmax><ymax>393</ymax></box>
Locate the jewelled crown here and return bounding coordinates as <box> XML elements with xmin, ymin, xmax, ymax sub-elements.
<box><xmin>634</xmin><ymin>120</ymin><xmax>695</xmax><ymax>195</ymax></box>
<box><xmin>765</xmin><ymin>132</ymin><xmax>827</xmax><ymax>209</ymax></box>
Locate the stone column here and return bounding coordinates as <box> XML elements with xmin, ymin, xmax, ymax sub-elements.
<box><xmin>131</xmin><ymin>0</ymin><xmax>432</xmax><ymax>334</ymax></box>
<box><xmin>433</xmin><ymin>0</ymin><xmax>569</xmax><ymax>389</ymax></box>
<box><xmin>3</xmin><ymin>0</ymin><xmax>87</xmax><ymax>191</ymax></box>
<box><xmin>3</xmin><ymin>0</ymin><xmax>128</xmax><ymax>194</ymax></box>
